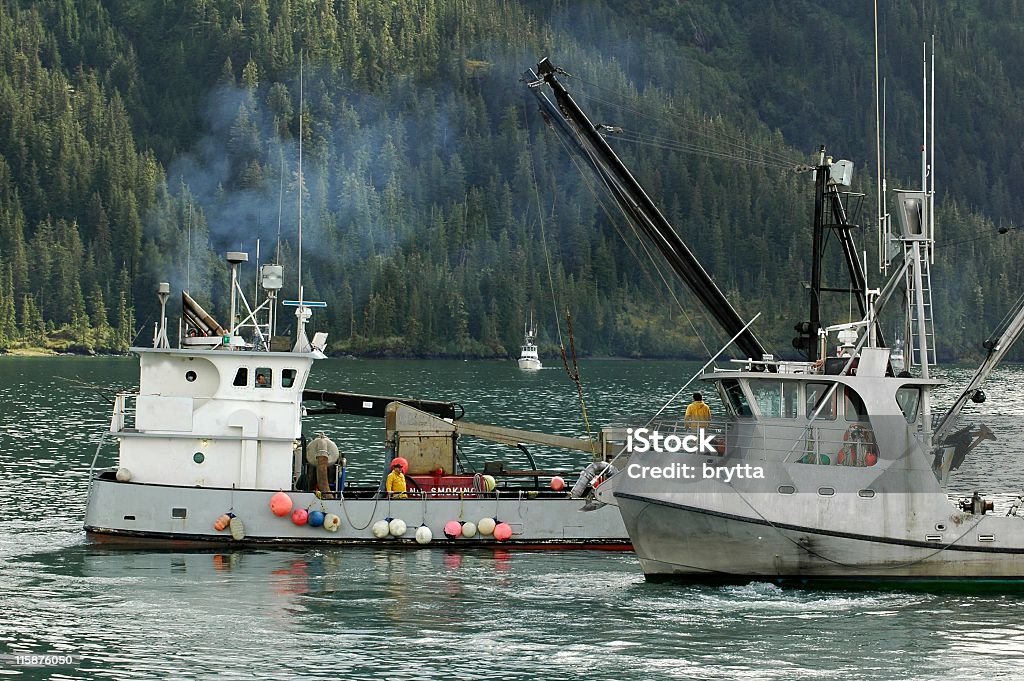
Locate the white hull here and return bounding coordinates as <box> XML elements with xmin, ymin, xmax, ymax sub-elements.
<box><xmin>85</xmin><ymin>474</ymin><xmax>629</xmax><ymax>548</ymax></box>
<box><xmin>517</xmin><ymin>357</ymin><xmax>542</xmax><ymax>370</ymax></box>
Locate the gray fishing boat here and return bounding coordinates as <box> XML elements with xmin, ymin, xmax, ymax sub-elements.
<box><xmin>527</xmin><ymin>56</ymin><xmax>1024</xmax><ymax>583</ymax></box>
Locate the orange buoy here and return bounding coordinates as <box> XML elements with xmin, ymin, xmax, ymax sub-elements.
<box><xmin>550</xmin><ymin>476</ymin><xmax>565</xmax><ymax>491</ymax></box>
<box><xmin>213</xmin><ymin>513</ymin><xmax>231</xmax><ymax>531</ymax></box>
<box><xmin>270</xmin><ymin>491</ymin><xmax>293</xmax><ymax>517</ymax></box>
<box><xmin>444</xmin><ymin>520</ymin><xmax>463</xmax><ymax>538</ymax></box>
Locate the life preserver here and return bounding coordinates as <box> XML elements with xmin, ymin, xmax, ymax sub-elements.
<box><xmin>836</xmin><ymin>423</ymin><xmax>878</xmax><ymax>466</ymax></box>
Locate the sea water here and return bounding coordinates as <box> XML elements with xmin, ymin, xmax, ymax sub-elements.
<box><xmin>1</xmin><ymin>357</ymin><xmax>1022</xmax><ymax>679</ymax></box>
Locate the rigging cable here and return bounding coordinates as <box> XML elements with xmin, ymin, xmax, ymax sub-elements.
<box><xmin>525</xmin><ymin>104</ymin><xmax>596</xmax><ymax>451</ymax></box>
<box><xmin>541</xmin><ymin>108</ymin><xmax>720</xmax><ymax>361</ymax></box>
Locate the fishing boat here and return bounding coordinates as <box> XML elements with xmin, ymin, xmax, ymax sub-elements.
<box><xmin>527</xmin><ymin>56</ymin><xmax>1024</xmax><ymax>582</ymax></box>
<box><xmin>83</xmin><ymin>253</ymin><xmax>628</xmax><ymax>548</ymax></box>
<box><xmin>517</xmin><ymin>314</ymin><xmax>543</xmax><ymax>370</ymax></box>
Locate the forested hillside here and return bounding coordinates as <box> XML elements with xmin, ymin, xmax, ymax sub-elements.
<box><xmin>1</xmin><ymin>0</ymin><xmax>1023</xmax><ymax>361</ymax></box>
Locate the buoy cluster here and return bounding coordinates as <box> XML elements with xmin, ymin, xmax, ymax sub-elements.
<box><xmin>268</xmin><ymin>491</ymin><xmax>341</xmax><ymax>533</ymax></box>
<box><xmin>266</xmin><ymin>491</ymin><xmax>515</xmax><ymax>543</ymax></box>
<box><xmin>369</xmin><ymin>516</ymin><xmax>512</xmax><ymax>544</ymax></box>
<box><xmin>212</xmin><ymin>512</ymin><xmax>246</xmax><ymax>540</ymax></box>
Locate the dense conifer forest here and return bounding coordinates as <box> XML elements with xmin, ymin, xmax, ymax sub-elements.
<box><xmin>1</xmin><ymin>1</ymin><xmax>1023</xmax><ymax>361</ymax></box>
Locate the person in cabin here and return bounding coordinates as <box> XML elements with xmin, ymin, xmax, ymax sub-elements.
<box><xmin>386</xmin><ymin>457</ymin><xmax>408</xmax><ymax>498</ymax></box>
<box><xmin>256</xmin><ymin>371</ymin><xmax>270</xmax><ymax>387</ymax></box>
<box><xmin>684</xmin><ymin>392</ymin><xmax>711</xmax><ymax>431</ymax></box>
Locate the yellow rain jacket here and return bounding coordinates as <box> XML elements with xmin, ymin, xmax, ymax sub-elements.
<box><xmin>386</xmin><ymin>469</ymin><xmax>407</xmax><ymax>498</ymax></box>
<box><xmin>684</xmin><ymin>400</ymin><xmax>711</xmax><ymax>431</ymax></box>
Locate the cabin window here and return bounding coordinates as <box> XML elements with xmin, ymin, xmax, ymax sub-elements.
<box><xmin>720</xmin><ymin>379</ymin><xmax>752</xmax><ymax>417</ymax></box>
<box><xmin>255</xmin><ymin>368</ymin><xmax>272</xmax><ymax>388</ymax></box>
<box><xmin>750</xmin><ymin>381</ymin><xmax>797</xmax><ymax>418</ymax></box>
<box><xmin>185</xmin><ymin>370</ymin><xmax>197</xmax><ymax>383</ymax></box>
<box><xmin>778</xmin><ymin>485</ymin><xmax>796</xmax><ymax>495</ymax></box>
<box><xmin>818</xmin><ymin>487</ymin><xmax>836</xmax><ymax>497</ymax></box>
<box><xmin>844</xmin><ymin>387</ymin><xmax>868</xmax><ymax>422</ymax></box>
<box><xmin>281</xmin><ymin>369</ymin><xmax>297</xmax><ymax>388</ymax></box>
<box><xmin>805</xmin><ymin>382</ymin><xmax>837</xmax><ymax>420</ymax></box>
<box><xmin>896</xmin><ymin>386</ymin><xmax>921</xmax><ymax>423</ymax></box>
<box><xmin>233</xmin><ymin>368</ymin><xmax>248</xmax><ymax>387</ymax></box>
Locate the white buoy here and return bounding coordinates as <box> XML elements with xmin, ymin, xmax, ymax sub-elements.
<box><xmin>478</xmin><ymin>517</ymin><xmax>496</xmax><ymax>536</ymax></box>
<box><xmin>372</xmin><ymin>519</ymin><xmax>390</xmax><ymax>538</ymax></box>
<box><xmin>229</xmin><ymin>516</ymin><xmax>245</xmax><ymax>540</ymax></box>
<box><xmin>482</xmin><ymin>474</ymin><xmax>496</xmax><ymax>492</ymax></box>
<box><xmin>323</xmin><ymin>513</ymin><xmax>341</xmax><ymax>532</ymax></box>
<box><xmin>461</xmin><ymin>521</ymin><xmax>478</xmax><ymax>538</ymax></box>
<box><xmin>115</xmin><ymin>468</ymin><xmax>132</xmax><ymax>482</ymax></box>
<box><xmin>388</xmin><ymin>518</ymin><xmax>407</xmax><ymax>537</ymax></box>
<box><xmin>415</xmin><ymin>525</ymin><xmax>433</xmax><ymax>544</ymax></box>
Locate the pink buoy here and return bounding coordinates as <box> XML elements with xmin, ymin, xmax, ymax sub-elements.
<box><xmin>291</xmin><ymin>508</ymin><xmax>309</xmax><ymax>526</ymax></box>
<box><xmin>550</xmin><ymin>476</ymin><xmax>565</xmax><ymax>491</ymax></box>
<box><xmin>270</xmin><ymin>491</ymin><xmax>293</xmax><ymax>517</ymax></box>
<box><xmin>444</xmin><ymin>520</ymin><xmax>463</xmax><ymax>539</ymax></box>
<box><xmin>493</xmin><ymin>522</ymin><xmax>513</xmax><ymax>542</ymax></box>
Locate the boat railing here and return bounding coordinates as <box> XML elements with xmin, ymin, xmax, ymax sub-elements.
<box><xmin>110</xmin><ymin>392</ymin><xmax>138</xmax><ymax>433</ymax></box>
<box><xmin>643</xmin><ymin>416</ymin><xmax>879</xmax><ymax>467</ymax></box>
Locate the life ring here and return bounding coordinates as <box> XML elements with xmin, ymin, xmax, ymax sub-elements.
<box><xmin>836</xmin><ymin>423</ymin><xmax>878</xmax><ymax>466</ymax></box>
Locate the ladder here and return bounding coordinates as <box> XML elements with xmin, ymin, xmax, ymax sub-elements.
<box><xmin>904</xmin><ymin>241</ymin><xmax>936</xmax><ymax>367</ymax></box>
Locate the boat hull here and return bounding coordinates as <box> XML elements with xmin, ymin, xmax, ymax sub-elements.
<box><xmin>85</xmin><ymin>475</ymin><xmax>630</xmax><ymax>549</ymax></box>
<box><xmin>517</xmin><ymin>357</ymin><xmax>542</xmax><ymax>370</ymax></box>
<box><xmin>617</xmin><ymin>491</ymin><xmax>1024</xmax><ymax>580</ymax></box>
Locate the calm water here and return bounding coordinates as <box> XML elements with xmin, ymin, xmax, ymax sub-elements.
<box><xmin>1</xmin><ymin>356</ymin><xmax>1023</xmax><ymax>679</ymax></box>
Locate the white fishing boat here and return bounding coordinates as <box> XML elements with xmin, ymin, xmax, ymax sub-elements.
<box><xmin>83</xmin><ymin>253</ymin><xmax>628</xmax><ymax>548</ymax></box>
<box><xmin>528</xmin><ymin>55</ymin><xmax>1024</xmax><ymax>583</ymax></box>
<box><xmin>517</xmin><ymin>315</ymin><xmax>542</xmax><ymax>370</ymax></box>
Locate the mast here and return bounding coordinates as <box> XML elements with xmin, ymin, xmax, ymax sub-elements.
<box><xmin>526</xmin><ymin>59</ymin><xmax>769</xmax><ymax>363</ymax></box>
<box><xmin>802</xmin><ymin>149</ymin><xmax>877</xmax><ymax>361</ymax></box>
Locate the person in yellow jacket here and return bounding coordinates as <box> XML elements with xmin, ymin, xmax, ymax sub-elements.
<box><xmin>386</xmin><ymin>457</ymin><xmax>408</xmax><ymax>498</ymax></box>
<box><xmin>684</xmin><ymin>392</ymin><xmax>711</xmax><ymax>431</ymax></box>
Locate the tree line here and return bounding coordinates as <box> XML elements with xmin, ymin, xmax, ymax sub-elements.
<box><xmin>2</xmin><ymin>0</ymin><xmax>1023</xmax><ymax>362</ymax></box>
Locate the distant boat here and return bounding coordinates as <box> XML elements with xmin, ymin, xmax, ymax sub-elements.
<box><xmin>518</xmin><ymin>315</ymin><xmax>542</xmax><ymax>370</ymax></box>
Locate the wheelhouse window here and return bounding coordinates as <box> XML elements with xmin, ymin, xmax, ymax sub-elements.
<box><xmin>720</xmin><ymin>379</ymin><xmax>753</xmax><ymax>417</ymax></box>
<box><xmin>750</xmin><ymin>381</ymin><xmax>797</xmax><ymax>418</ymax></box>
<box><xmin>896</xmin><ymin>386</ymin><xmax>921</xmax><ymax>423</ymax></box>
<box><xmin>255</xmin><ymin>368</ymin><xmax>272</xmax><ymax>388</ymax></box>
<box><xmin>805</xmin><ymin>382</ymin><xmax>837</xmax><ymax>420</ymax></box>
<box><xmin>844</xmin><ymin>387</ymin><xmax>868</xmax><ymax>422</ymax></box>
<box><xmin>233</xmin><ymin>368</ymin><xmax>248</xmax><ymax>387</ymax></box>
<box><xmin>281</xmin><ymin>369</ymin><xmax>297</xmax><ymax>388</ymax></box>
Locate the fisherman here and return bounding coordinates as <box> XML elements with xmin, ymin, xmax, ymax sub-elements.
<box><xmin>386</xmin><ymin>457</ymin><xmax>408</xmax><ymax>498</ymax></box>
<box><xmin>684</xmin><ymin>392</ymin><xmax>711</xmax><ymax>431</ymax></box>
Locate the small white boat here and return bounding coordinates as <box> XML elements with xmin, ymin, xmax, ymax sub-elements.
<box><xmin>518</xmin><ymin>315</ymin><xmax>542</xmax><ymax>370</ymax></box>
